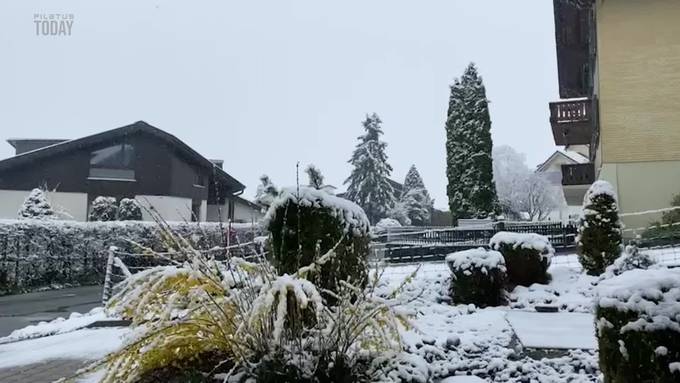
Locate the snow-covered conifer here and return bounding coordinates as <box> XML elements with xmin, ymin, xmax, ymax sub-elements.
<box><xmin>398</xmin><ymin>165</ymin><xmax>433</xmax><ymax>226</ymax></box>
<box><xmin>17</xmin><ymin>188</ymin><xmax>55</xmax><ymax>220</ymax></box>
<box><xmin>254</xmin><ymin>175</ymin><xmax>279</xmax><ymax>210</ymax></box>
<box><xmin>445</xmin><ymin>63</ymin><xmax>499</xmax><ymax>224</ymax></box>
<box><xmin>577</xmin><ymin>181</ymin><xmax>623</xmax><ymax>275</ymax></box>
<box><xmin>118</xmin><ymin>198</ymin><xmax>143</xmax><ymax>221</ymax></box>
<box><xmin>305</xmin><ymin>164</ymin><xmax>325</xmax><ymax>190</ymax></box>
<box><xmin>344</xmin><ymin>113</ymin><xmax>395</xmax><ymax>224</ymax></box>
<box><xmin>89</xmin><ymin>196</ymin><xmax>118</xmax><ymax>222</ymax></box>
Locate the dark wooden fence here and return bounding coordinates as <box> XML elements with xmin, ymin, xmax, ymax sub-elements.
<box><xmin>377</xmin><ymin>222</ymin><xmax>577</xmax><ymax>263</ymax></box>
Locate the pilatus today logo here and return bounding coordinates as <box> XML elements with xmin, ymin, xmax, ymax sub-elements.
<box><xmin>34</xmin><ymin>13</ymin><xmax>74</xmax><ymax>36</ymax></box>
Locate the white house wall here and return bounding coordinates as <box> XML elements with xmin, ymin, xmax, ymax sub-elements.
<box><xmin>233</xmin><ymin>200</ymin><xmax>263</xmax><ymax>223</ymax></box>
<box><xmin>0</xmin><ymin>189</ymin><xmax>88</xmax><ymax>220</ymax></box>
<box><xmin>136</xmin><ymin>195</ymin><xmax>194</xmax><ymax>222</ymax></box>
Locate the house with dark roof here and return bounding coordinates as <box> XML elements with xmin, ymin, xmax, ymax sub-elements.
<box><xmin>0</xmin><ymin>121</ymin><xmax>263</xmax><ymax>223</ymax></box>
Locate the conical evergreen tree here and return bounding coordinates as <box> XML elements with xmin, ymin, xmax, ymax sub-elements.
<box><xmin>577</xmin><ymin>181</ymin><xmax>623</xmax><ymax>275</ymax></box>
<box><xmin>344</xmin><ymin>113</ymin><xmax>395</xmax><ymax>224</ymax></box>
<box><xmin>18</xmin><ymin>188</ymin><xmax>55</xmax><ymax>219</ymax></box>
<box><xmin>399</xmin><ymin>165</ymin><xmax>433</xmax><ymax>226</ymax></box>
<box><xmin>445</xmin><ymin>63</ymin><xmax>499</xmax><ymax>224</ymax></box>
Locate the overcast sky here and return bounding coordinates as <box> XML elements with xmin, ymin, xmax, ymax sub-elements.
<box><xmin>0</xmin><ymin>1</ymin><xmax>559</xmax><ymax>209</ymax></box>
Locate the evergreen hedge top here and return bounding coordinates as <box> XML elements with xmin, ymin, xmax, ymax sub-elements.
<box><xmin>597</xmin><ymin>268</ymin><xmax>680</xmax><ymax>333</ymax></box>
<box><xmin>263</xmin><ymin>187</ymin><xmax>370</xmax><ymax>237</ymax></box>
<box><xmin>583</xmin><ymin>180</ymin><xmax>618</xmax><ymax>206</ymax></box>
<box><xmin>446</xmin><ymin>248</ymin><xmax>506</xmax><ymax>273</ymax></box>
<box><xmin>489</xmin><ymin>231</ymin><xmax>555</xmax><ymax>260</ymax></box>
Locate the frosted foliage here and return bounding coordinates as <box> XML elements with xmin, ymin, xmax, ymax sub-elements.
<box><xmin>117</xmin><ymin>198</ymin><xmax>142</xmax><ymax>221</ymax></box>
<box><xmin>264</xmin><ymin>186</ymin><xmax>371</xmax><ymax>236</ymax></box>
<box><xmin>254</xmin><ymin>174</ymin><xmax>279</xmax><ymax>208</ymax></box>
<box><xmin>445</xmin><ymin>63</ymin><xmax>499</xmax><ymax>223</ymax></box>
<box><xmin>597</xmin><ymin>268</ymin><xmax>680</xmax><ymax>333</ymax></box>
<box><xmin>602</xmin><ymin>244</ymin><xmax>656</xmax><ymax>278</ymax></box>
<box><xmin>492</xmin><ymin>146</ymin><xmax>561</xmax><ymax>220</ymax></box>
<box><xmin>375</xmin><ymin>218</ymin><xmax>402</xmax><ymax>230</ymax></box>
<box><xmin>89</xmin><ymin>196</ymin><xmax>118</xmax><ymax>222</ymax></box>
<box><xmin>396</xmin><ymin>165</ymin><xmax>433</xmax><ymax>226</ymax></box>
<box><xmin>489</xmin><ymin>231</ymin><xmax>555</xmax><ymax>261</ymax></box>
<box><xmin>344</xmin><ymin>113</ymin><xmax>396</xmax><ymax>224</ymax></box>
<box><xmin>446</xmin><ymin>247</ymin><xmax>506</xmax><ymax>273</ymax></box>
<box><xmin>17</xmin><ymin>188</ymin><xmax>55</xmax><ymax>220</ymax></box>
<box><xmin>305</xmin><ymin>164</ymin><xmax>325</xmax><ymax>190</ymax></box>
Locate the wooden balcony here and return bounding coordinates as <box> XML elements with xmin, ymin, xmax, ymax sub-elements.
<box><xmin>561</xmin><ymin>162</ymin><xmax>594</xmax><ymax>186</ymax></box>
<box><xmin>549</xmin><ymin>99</ymin><xmax>594</xmax><ymax>146</ymax></box>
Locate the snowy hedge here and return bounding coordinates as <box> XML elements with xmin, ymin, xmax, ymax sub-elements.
<box><xmin>265</xmin><ymin>187</ymin><xmax>371</xmax><ymax>298</ymax></box>
<box><xmin>596</xmin><ymin>268</ymin><xmax>680</xmax><ymax>382</ymax></box>
<box><xmin>446</xmin><ymin>248</ymin><xmax>507</xmax><ymax>307</ymax></box>
<box><xmin>0</xmin><ymin>219</ymin><xmax>260</xmax><ymax>295</ymax></box>
<box><xmin>489</xmin><ymin>231</ymin><xmax>553</xmax><ymax>286</ymax></box>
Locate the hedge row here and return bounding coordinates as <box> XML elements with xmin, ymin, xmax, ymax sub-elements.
<box><xmin>0</xmin><ymin>219</ymin><xmax>261</xmax><ymax>295</ymax></box>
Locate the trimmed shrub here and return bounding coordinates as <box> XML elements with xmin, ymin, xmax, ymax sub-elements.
<box><xmin>446</xmin><ymin>247</ymin><xmax>506</xmax><ymax>307</ymax></box>
<box><xmin>17</xmin><ymin>188</ymin><xmax>55</xmax><ymax>220</ymax></box>
<box><xmin>0</xmin><ymin>219</ymin><xmax>261</xmax><ymax>295</ymax></box>
<box><xmin>89</xmin><ymin>196</ymin><xmax>118</xmax><ymax>222</ymax></box>
<box><xmin>596</xmin><ymin>268</ymin><xmax>680</xmax><ymax>382</ymax></box>
<box><xmin>265</xmin><ymin>187</ymin><xmax>371</xmax><ymax>296</ymax></box>
<box><xmin>577</xmin><ymin>181</ymin><xmax>623</xmax><ymax>275</ymax></box>
<box><xmin>489</xmin><ymin>231</ymin><xmax>553</xmax><ymax>286</ymax></box>
<box><xmin>117</xmin><ymin>198</ymin><xmax>142</xmax><ymax>221</ymax></box>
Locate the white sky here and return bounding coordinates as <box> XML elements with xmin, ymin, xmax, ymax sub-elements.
<box><xmin>0</xmin><ymin>1</ymin><xmax>559</xmax><ymax>209</ymax></box>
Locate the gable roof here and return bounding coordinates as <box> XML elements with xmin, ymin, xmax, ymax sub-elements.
<box><xmin>535</xmin><ymin>150</ymin><xmax>589</xmax><ymax>173</ymax></box>
<box><xmin>0</xmin><ymin>121</ymin><xmax>245</xmax><ymax>191</ymax></box>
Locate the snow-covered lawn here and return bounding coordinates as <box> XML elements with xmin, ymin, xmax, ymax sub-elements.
<box><xmin>0</xmin><ymin>254</ymin><xmax>602</xmax><ymax>382</ymax></box>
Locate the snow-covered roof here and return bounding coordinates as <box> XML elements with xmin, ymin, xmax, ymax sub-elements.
<box><xmin>263</xmin><ymin>186</ymin><xmax>370</xmax><ymax>236</ymax></box>
<box><xmin>535</xmin><ymin>150</ymin><xmax>589</xmax><ymax>173</ymax></box>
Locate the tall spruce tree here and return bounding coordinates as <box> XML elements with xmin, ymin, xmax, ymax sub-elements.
<box><xmin>445</xmin><ymin>63</ymin><xmax>499</xmax><ymax>224</ymax></box>
<box><xmin>344</xmin><ymin>113</ymin><xmax>395</xmax><ymax>224</ymax></box>
<box><xmin>18</xmin><ymin>188</ymin><xmax>55</xmax><ymax>220</ymax></box>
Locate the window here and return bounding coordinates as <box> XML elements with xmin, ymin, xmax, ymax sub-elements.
<box><xmin>89</xmin><ymin>143</ymin><xmax>135</xmax><ymax>180</ymax></box>
<box><xmin>194</xmin><ymin>173</ymin><xmax>206</xmax><ymax>187</ymax></box>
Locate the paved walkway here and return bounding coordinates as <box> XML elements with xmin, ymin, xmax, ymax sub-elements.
<box><xmin>0</xmin><ymin>359</ymin><xmax>88</xmax><ymax>383</ymax></box>
<box><xmin>0</xmin><ymin>285</ymin><xmax>102</xmax><ymax>337</ymax></box>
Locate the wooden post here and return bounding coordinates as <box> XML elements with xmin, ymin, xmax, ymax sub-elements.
<box><xmin>101</xmin><ymin>246</ymin><xmax>117</xmax><ymax>305</ymax></box>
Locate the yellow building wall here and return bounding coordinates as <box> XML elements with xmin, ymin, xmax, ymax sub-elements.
<box><xmin>596</xmin><ymin>0</ymin><xmax>680</xmax><ymax>163</ymax></box>
<box><xmin>593</xmin><ymin>0</ymin><xmax>680</xmax><ymax>232</ymax></box>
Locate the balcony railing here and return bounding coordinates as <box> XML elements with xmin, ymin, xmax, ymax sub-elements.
<box><xmin>549</xmin><ymin>98</ymin><xmax>595</xmax><ymax>146</ymax></box>
<box><xmin>561</xmin><ymin>163</ymin><xmax>594</xmax><ymax>186</ymax></box>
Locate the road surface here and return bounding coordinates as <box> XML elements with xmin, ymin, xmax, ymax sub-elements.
<box><xmin>0</xmin><ymin>285</ymin><xmax>102</xmax><ymax>337</ymax></box>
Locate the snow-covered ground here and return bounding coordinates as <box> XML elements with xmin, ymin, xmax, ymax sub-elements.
<box><xmin>375</xmin><ymin>256</ymin><xmax>599</xmax><ymax>381</ymax></box>
<box><xmin>0</xmin><ymin>254</ymin><xmax>605</xmax><ymax>382</ymax></box>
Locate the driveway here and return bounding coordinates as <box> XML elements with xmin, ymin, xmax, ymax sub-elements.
<box><xmin>0</xmin><ymin>285</ymin><xmax>103</xmax><ymax>337</ymax></box>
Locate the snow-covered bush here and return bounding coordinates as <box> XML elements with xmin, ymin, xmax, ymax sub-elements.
<box><xmin>602</xmin><ymin>243</ymin><xmax>656</xmax><ymax>279</ymax></box>
<box><xmin>265</xmin><ymin>186</ymin><xmax>371</xmax><ymax>298</ymax></box>
<box><xmin>595</xmin><ymin>268</ymin><xmax>680</xmax><ymax>382</ymax></box>
<box><xmin>0</xmin><ymin>219</ymin><xmax>259</xmax><ymax>294</ymax></box>
<box><xmin>17</xmin><ymin>188</ymin><xmax>55</xmax><ymax>220</ymax></box>
<box><xmin>84</xmin><ymin>223</ymin><xmax>412</xmax><ymax>383</ymax></box>
<box><xmin>89</xmin><ymin>196</ymin><xmax>118</xmax><ymax>221</ymax></box>
<box><xmin>446</xmin><ymin>248</ymin><xmax>507</xmax><ymax>307</ymax></box>
<box><xmin>374</xmin><ymin>217</ymin><xmax>402</xmax><ymax>232</ymax></box>
<box><xmin>117</xmin><ymin>198</ymin><xmax>142</xmax><ymax>221</ymax></box>
<box><xmin>577</xmin><ymin>181</ymin><xmax>623</xmax><ymax>275</ymax></box>
<box><xmin>489</xmin><ymin>231</ymin><xmax>553</xmax><ymax>286</ymax></box>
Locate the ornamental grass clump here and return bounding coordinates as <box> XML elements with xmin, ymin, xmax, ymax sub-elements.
<box><xmin>264</xmin><ymin>186</ymin><xmax>371</xmax><ymax>297</ymax></box>
<box><xmin>595</xmin><ymin>268</ymin><xmax>680</xmax><ymax>383</ymax></box>
<box><xmin>68</xmin><ymin>209</ymin><xmax>413</xmax><ymax>383</ymax></box>
<box><xmin>446</xmin><ymin>247</ymin><xmax>507</xmax><ymax>307</ymax></box>
<box><xmin>489</xmin><ymin>231</ymin><xmax>553</xmax><ymax>286</ymax></box>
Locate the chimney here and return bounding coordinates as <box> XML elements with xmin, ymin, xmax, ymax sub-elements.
<box><xmin>7</xmin><ymin>139</ymin><xmax>68</xmax><ymax>155</ymax></box>
<box><xmin>210</xmin><ymin>159</ymin><xmax>224</xmax><ymax>169</ymax></box>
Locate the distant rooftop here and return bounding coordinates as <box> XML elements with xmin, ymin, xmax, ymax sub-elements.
<box><xmin>7</xmin><ymin>138</ymin><xmax>69</xmax><ymax>155</ymax></box>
